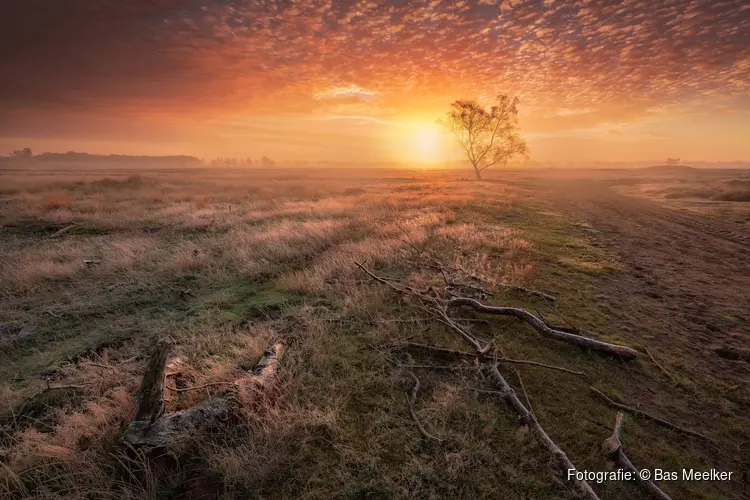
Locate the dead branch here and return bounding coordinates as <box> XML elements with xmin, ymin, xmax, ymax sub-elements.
<box><xmin>644</xmin><ymin>348</ymin><xmax>679</xmax><ymax>385</ymax></box>
<box><xmin>394</xmin><ymin>342</ymin><xmax>587</xmax><ymax>377</ymax></box>
<box><xmin>165</xmin><ymin>381</ymin><xmax>238</xmax><ymax>393</ymax></box>
<box><xmin>498</xmin><ymin>283</ymin><xmax>556</xmax><ymax>302</ymax></box>
<box><xmin>121</xmin><ymin>343</ymin><xmax>283</xmax><ymax>449</ymax></box>
<box><xmin>433</xmin><ymin>308</ymin><xmax>488</xmax><ymax>354</ymax></box>
<box><xmin>38</xmin><ymin>384</ymin><xmax>85</xmax><ymax>394</ymax></box>
<box><xmin>398</xmin><ymin>363</ymin><xmax>473</xmax><ymax>371</ymax></box>
<box><xmin>603</xmin><ymin>412</ymin><xmax>673</xmax><ymax>500</ymax></box>
<box><xmin>447</xmin><ymin>280</ymin><xmax>494</xmax><ymax>297</ymax></box>
<box><xmin>49</xmin><ymin>223</ymin><xmax>79</xmax><ymax>238</ymax></box>
<box><xmin>355</xmin><ymin>261</ymin><xmax>637</xmax><ymax>360</ymax></box>
<box><xmin>356</xmin><ymin>261</ymin><xmax>602</xmax><ymax>498</ymax></box>
<box><xmin>509</xmin><ymin>364</ymin><xmax>534</xmax><ymax>417</ymax></box>
<box><xmin>446</xmin><ymin>297</ymin><xmax>638</xmax><ymax>360</ymax></box>
<box><xmin>87</xmin><ymin>362</ymin><xmax>117</xmax><ymax>370</ymax></box>
<box><xmin>589</xmin><ymin>387</ymin><xmax>713</xmax><ymax>443</ymax></box>
<box><xmin>487</xmin><ymin>363</ymin><xmax>600</xmax><ymax>500</ymax></box>
<box><xmin>499</xmin><ymin>357</ymin><xmax>587</xmax><ymax>377</ymax></box>
<box><xmin>44</xmin><ymin>309</ymin><xmax>62</xmax><ymax>319</ymax></box>
<box><xmin>395</xmin><ymin>342</ymin><xmax>476</xmax><ymax>358</ymax></box>
<box><xmin>405</xmin><ymin>372</ymin><xmax>441</xmax><ymax>442</ymax></box>
<box><xmin>546</xmin><ymin>303</ymin><xmax>580</xmax><ymax>331</ymax></box>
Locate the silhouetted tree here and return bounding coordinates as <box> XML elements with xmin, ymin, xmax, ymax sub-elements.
<box><xmin>666</xmin><ymin>157</ymin><xmax>680</xmax><ymax>166</ymax></box>
<box><xmin>261</xmin><ymin>156</ymin><xmax>275</xmax><ymax>168</ymax></box>
<box><xmin>439</xmin><ymin>95</ymin><xmax>528</xmax><ymax>179</ymax></box>
<box><xmin>10</xmin><ymin>148</ymin><xmax>33</xmax><ymax>162</ymax></box>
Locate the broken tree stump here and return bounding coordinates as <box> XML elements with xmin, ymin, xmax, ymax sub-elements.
<box><xmin>132</xmin><ymin>340</ymin><xmax>171</xmax><ymax>423</ymax></box>
<box><xmin>121</xmin><ymin>342</ymin><xmax>284</xmax><ymax>450</ymax></box>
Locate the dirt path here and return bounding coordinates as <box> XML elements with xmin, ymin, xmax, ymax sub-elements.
<box><xmin>550</xmin><ymin>181</ymin><xmax>750</xmax><ymax>388</ymax></box>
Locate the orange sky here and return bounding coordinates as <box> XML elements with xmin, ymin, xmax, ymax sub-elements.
<box><xmin>1</xmin><ymin>0</ymin><xmax>749</xmax><ymax>163</ymax></box>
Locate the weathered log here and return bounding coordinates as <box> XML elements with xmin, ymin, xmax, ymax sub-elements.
<box><xmin>121</xmin><ymin>343</ymin><xmax>283</xmax><ymax>449</ymax></box>
<box><xmin>487</xmin><ymin>363</ymin><xmax>600</xmax><ymax>500</ymax></box>
<box><xmin>603</xmin><ymin>412</ymin><xmax>673</xmax><ymax>500</ymax></box>
<box><xmin>122</xmin><ymin>394</ymin><xmax>235</xmax><ymax>448</ymax></box>
<box><xmin>446</xmin><ymin>297</ymin><xmax>638</xmax><ymax>360</ymax></box>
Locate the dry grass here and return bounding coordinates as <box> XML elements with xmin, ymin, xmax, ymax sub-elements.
<box><xmin>0</xmin><ymin>164</ymin><xmax>745</xmax><ymax>499</ymax></box>
<box><xmin>611</xmin><ymin>169</ymin><xmax>750</xmax><ymax>224</ymax></box>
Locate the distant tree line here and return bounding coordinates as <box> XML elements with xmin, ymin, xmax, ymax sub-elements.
<box><xmin>210</xmin><ymin>156</ymin><xmax>276</xmax><ymax>167</ymax></box>
<box><xmin>1</xmin><ymin>150</ymin><xmax>203</xmax><ymax>166</ymax></box>
<box><xmin>9</xmin><ymin>148</ymin><xmax>33</xmax><ymax>161</ymax></box>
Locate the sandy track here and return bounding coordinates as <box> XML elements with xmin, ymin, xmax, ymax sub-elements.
<box><xmin>551</xmin><ymin>181</ymin><xmax>749</xmax><ymax>385</ymax></box>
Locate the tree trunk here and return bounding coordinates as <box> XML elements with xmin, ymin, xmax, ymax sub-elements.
<box><xmin>472</xmin><ymin>162</ymin><xmax>482</xmax><ymax>180</ymax></box>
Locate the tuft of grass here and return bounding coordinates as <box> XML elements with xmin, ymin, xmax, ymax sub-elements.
<box><xmin>41</xmin><ymin>191</ymin><xmax>72</xmax><ymax>211</ymax></box>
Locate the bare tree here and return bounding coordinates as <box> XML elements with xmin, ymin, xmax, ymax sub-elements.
<box><xmin>439</xmin><ymin>95</ymin><xmax>528</xmax><ymax>180</ymax></box>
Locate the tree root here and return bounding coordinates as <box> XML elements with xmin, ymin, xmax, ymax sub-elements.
<box><xmin>589</xmin><ymin>387</ymin><xmax>713</xmax><ymax>443</ymax></box>
<box><xmin>603</xmin><ymin>412</ymin><xmax>673</xmax><ymax>500</ymax></box>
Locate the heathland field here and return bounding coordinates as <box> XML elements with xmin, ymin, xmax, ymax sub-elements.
<box><xmin>1</xmin><ymin>165</ymin><xmax>749</xmax><ymax>499</ymax></box>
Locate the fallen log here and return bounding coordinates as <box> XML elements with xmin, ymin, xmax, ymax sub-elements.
<box><xmin>121</xmin><ymin>343</ymin><xmax>283</xmax><ymax>449</ymax></box>
<box><xmin>603</xmin><ymin>412</ymin><xmax>672</xmax><ymax>500</ymax></box>
<box><xmin>487</xmin><ymin>363</ymin><xmax>600</xmax><ymax>500</ymax></box>
<box><xmin>446</xmin><ymin>297</ymin><xmax>638</xmax><ymax>360</ymax></box>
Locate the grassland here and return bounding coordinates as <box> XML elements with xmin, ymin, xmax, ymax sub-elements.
<box><xmin>0</xmin><ymin>165</ymin><xmax>748</xmax><ymax>499</ymax></box>
<box><xmin>607</xmin><ymin>166</ymin><xmax>750</xmax><ymax>226</ymax></box>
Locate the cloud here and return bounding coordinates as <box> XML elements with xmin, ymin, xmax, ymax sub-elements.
<box><xmin>314</xmin><ymin>86</ymin><xmax>379</xmax><ymax>101</ymax></box>
<box><xmin>1</xmin><ymin>0</ymin><xmax>748</xmax><ymax>152</ymax></box>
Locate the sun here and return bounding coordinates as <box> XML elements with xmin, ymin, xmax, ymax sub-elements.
<box><xmin>412</xmin><ymin>124</ymin><xmax>443</xmax><ymax>163</ymax></box>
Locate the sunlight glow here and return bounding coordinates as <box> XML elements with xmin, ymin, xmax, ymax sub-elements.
<box><xmin>412</xmin><ymin>124</ymin><xmax>443</xmax><ymax>163</ymax></box>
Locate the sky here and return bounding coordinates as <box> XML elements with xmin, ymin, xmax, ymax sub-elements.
<box><xmin>1</xmin><ymin>0</ymin><xmax>749</xmax><ymax>163</ymax></box>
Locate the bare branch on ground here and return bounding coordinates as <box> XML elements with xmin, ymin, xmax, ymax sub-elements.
<box><xmin>589</xmin><ymin>387</ymin><xmax>713</xmax><ymax>443</ymax></box>
<box><xmin>487</xmin><ymin>362</ymin><xmax>600</xmax><ymax>500</ymax></box>
<box><xmin>603</xmin><ymin>412</ymin><xmax>673</xmax><ymax>500</ymax></box>
<box><xmin>404</xmin><ymin>372</ymin><xmax>442</xmax><ymax>442</ymax></box>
